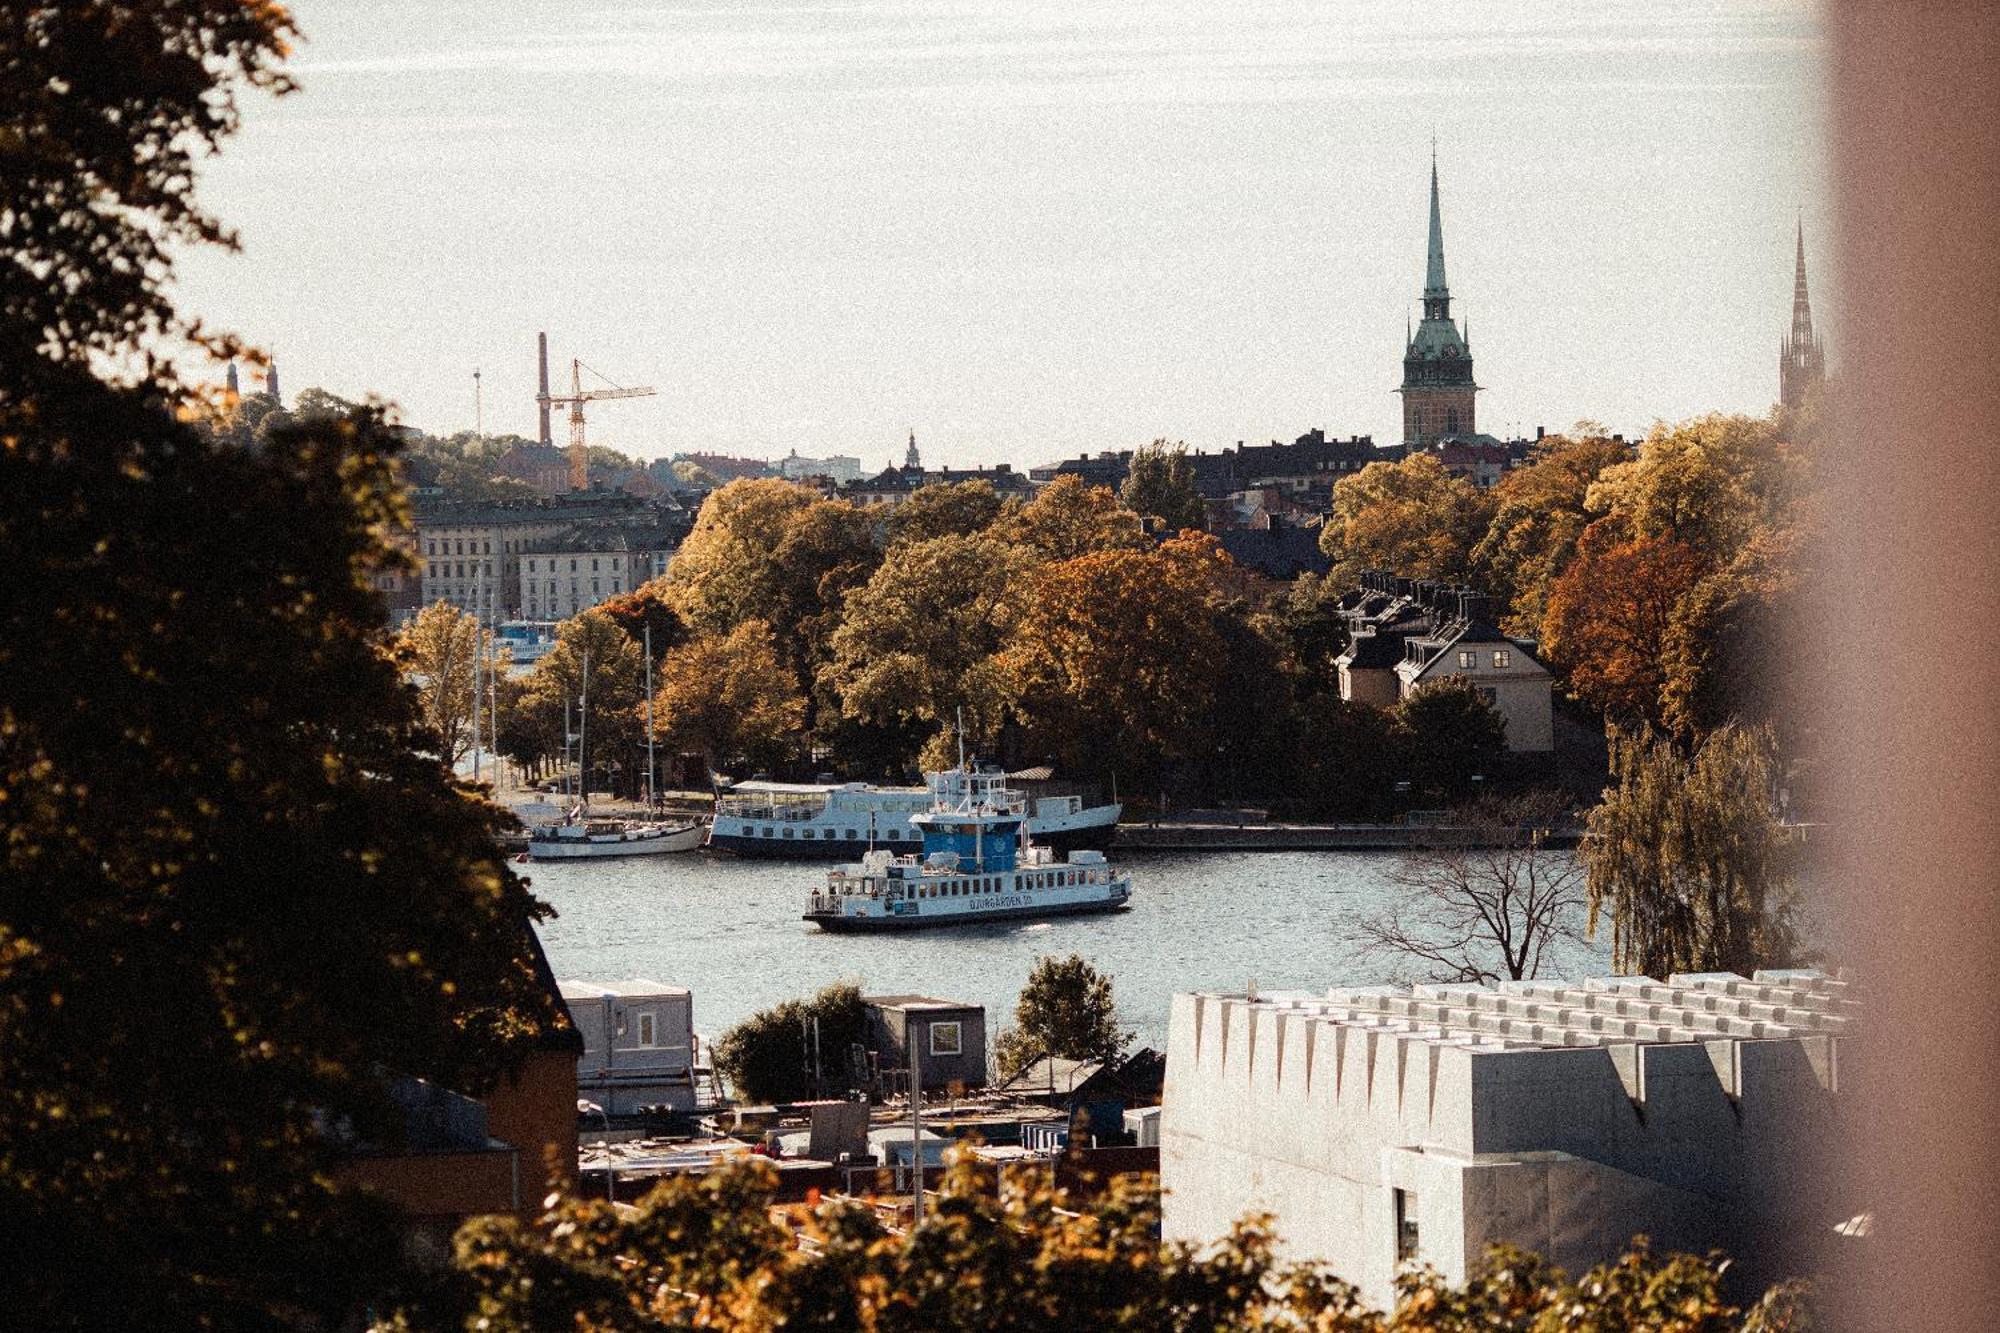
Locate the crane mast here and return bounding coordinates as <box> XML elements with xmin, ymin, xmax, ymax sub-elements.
<box><xmin>532</xmin><ymin>340</ymin><xmax>656</xmax><ymax>491</ymax></box>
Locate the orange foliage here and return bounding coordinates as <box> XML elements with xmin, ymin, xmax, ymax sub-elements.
<box><xmin>1541</xmin><ymin>535</ymin><xmax>1708</xmax><ymax>725</ymax></box>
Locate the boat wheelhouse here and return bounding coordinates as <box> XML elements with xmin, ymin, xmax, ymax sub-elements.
<box><xmin>803</xmin><ymin>767</ymin><xmax>1132</xmax><ymax>932</ymax></box>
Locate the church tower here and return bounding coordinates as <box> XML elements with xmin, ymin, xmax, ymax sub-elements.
<box><xmin>1780</xmin><ymin>220</ymin><xmax>1826</xmax><ymax>410</ymax></box>
<box><xmin>905</xmin><ymin>428</ymin><xmax>921</xmax><ymax>470</ymax></box>
<box><xmin>1398</xmin><ymin>150</ymin><xmax>1478</xmax><ymax>448</ymax></box>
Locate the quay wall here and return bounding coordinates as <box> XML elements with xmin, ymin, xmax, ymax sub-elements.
<box><xmin>1118</xmin><ymin>822</ymin><xmax>1584</xmax><ymax>852</ymax></box>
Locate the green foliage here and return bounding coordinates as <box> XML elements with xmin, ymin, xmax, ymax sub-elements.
<box><xmin>1391</xmin><ymin>678</ymin><xmax>1508</xmax><ymax>801</ymax></box>
<box><xmin>0</xmin><ymin>372</ymin><xmax>562</xmax><ymax>1326</ymax></box>
<box><xmin>1120</xmin><ymin>439</ymin><xmax>1206</xmax><ymax>535</ymax></box>
<box><xmin>397</xmin><ymin>600</ymin><xmax>492</xmax><ymax>764</ymax></box>
<box><xmin>507</xmin><ymin>610</ymin><xmax>649</xmax><ymax>796</ymax></box>
<box><xmin>712</xmin><ymin>982</ymin><xmax>869</xmax><ymax>1104</ymax></box>
<box><xmin>886</xmin><ymin>479</ymin><xmax>1007</xmax><ymax>546</ymax></box>
<box><xmin>402</xmin><ymin>1155</ymin><xmax>1813</xmax><ymax>1330</ymax></box>
<box><xmin>995</xmin><ymin>954</ymin><xmax>1130</xmax><ymax>1079</ymax></box>
<box><xmin>1582</xmin><ymin>724</ymin><xmax>1801</xmax><ymax>978</ymax></box>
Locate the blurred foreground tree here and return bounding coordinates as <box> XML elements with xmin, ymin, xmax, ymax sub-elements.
<box><xmin>1583</xmin><ymin>724</ymin><xmax>1802</xmax><ymax>978</ymax></box>
<box><xmin>1</xmin><ymin>3</ymin><xmax>564</xmax><ymax>1325</ymax></box>
<box><xmin>400</xmin><ymin>1155</ymin><xmax>1814</xmax><ymax>1331</ymax></box>
<box><xmin>993</xmin><ymin>954</ymin><xmax>1131</xmax><ymax>1080</ymax></box>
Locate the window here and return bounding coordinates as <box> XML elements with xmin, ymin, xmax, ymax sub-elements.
<box><xmin>637</xmin><ymin>1011</ymin><xmax>656</xmax><ymax>1047</ymax></box>
<box><xmin>1395</xmin><ymin>1188</ymin><xmax>1420</xmax><ymax>1263</ymax></box>
<box><xmin>1458</xmin><ymin>650</ymin><xmax>1476</xmax><ymax>669</ymax></box>
<box><xmin>591</xmin><ymin>558</ymin><xmax>599</xmax><ymax>572</ymax></box>
<box><xmin>844</xmin><ymin>828</ymin><xmax>858</xmax><ymax>840</ymax></box>
<box><xmin>1493</xmin><ymin>650</ymin><xmax>1511</xmax><ymax>668</ymax></box>
<box><xmin>928</xmin><ymin>1021</ymin><xmax>962</xmax><ymax>1057</ymax></box>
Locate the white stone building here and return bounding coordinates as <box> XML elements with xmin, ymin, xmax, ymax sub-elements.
<box><xmin>560</xmin><ymin>979</ymin><xmax>698</xmax><ymax>1114</ymax></box>
<box><xmin>778</xmin><ymin>450</ymin><xmax>863</xmax><ymax>485</ymax></box>
<box><xmin>1393</xmin><ymin>593</ymin><xmax>1554</xmax><ymax>753</ymax></box>
<box><xmin>520</xmin><ymin>524</ymin><xmax>678</xmax><ymax>622</ymax></box>
<box><xmin>1161</xmin><ymin>971</ymin><xmax>1859</xmax><ymax>1311</ymax></box>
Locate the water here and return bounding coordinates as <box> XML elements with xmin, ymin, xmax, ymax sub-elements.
<box><xmin>530</xmin><ymin>849</ymin><xmax>1610</xmax><ymax>1051</ymax></box>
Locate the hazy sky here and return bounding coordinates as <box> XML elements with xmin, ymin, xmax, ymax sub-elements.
<box><xmin>174</xmin><ymin>0</ymin><xmax>1828</xmax><ymax>468</ymax></box>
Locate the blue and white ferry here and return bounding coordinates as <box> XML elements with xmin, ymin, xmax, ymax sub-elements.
<box><xmin>803</xmin><ymin>767</ymin><xmax>1132</xmax><ymax>932</ymax></box>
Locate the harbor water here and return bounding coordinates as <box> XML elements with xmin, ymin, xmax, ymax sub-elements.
<box><xmin>531</xmin><ymin>849</ymin><xmax>1611</xmax><ymax>1051</ymax></box>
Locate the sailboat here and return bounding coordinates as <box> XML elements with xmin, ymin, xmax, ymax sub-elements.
<box><xmin>524</xmin><ymin>631</ymin><xmax>705</xmax><ymax>859</ymax></box>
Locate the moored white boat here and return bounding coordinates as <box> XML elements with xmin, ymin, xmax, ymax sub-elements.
<box><xmin>712</xmin><ymin>774</ymin><xmax>1119</xmax><ymax>859</ymax></box>
<box><xmin>527</xmin><ymin>817</ymin><xmax>706</xmax><ymax>859</ymax></box>
<box><xmin>803</xmin><ymin>766</ymin><xmax>1131</xmax><ymax>931</ymax></box>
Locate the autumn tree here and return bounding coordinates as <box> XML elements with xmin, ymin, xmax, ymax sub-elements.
<box><xmin>509</xmin><ymin>610</ymin><xmax>648</xmax><ymax>797</ymax></box>
<box><xmin>821</xmin><ymin>534</ymin><xmax>1034</xmax><ymax>766</ymax></box>
<box><xmin>994</xmin><ymin>954</ymin><xmax>1131</xmax><ymax>1080</ymax></box>
<box><xmin>1541</xmin><ymin>532</ymin><xmax>1709</xmax><ymax>725</ymax></box>
<box><xmin>1002</xmin><ymin>535</ymin><xmax>1235</xmax><ymax>788</ymax></box>
<box><xmin>1391</xmin><ymin>677</ymin><xmax>1509</xmax><ymax>801</ymax></box>
<box><xmin>396</xmin><ymin>599</ymin><xmax>489</xmax><ymax>763</ymax></box>
<box><xmin>1360</xmin><ymin>793</ymin><xmax>1589</xmax><ymax>983</ymax></box>
<box><xmin>414</xmin><ymin>1155</ymin><xmax>1813</xmax><ymax>1331</ymax></box>
<box><xmin>1120</xmin><ymin>439</ymin><xmax>1206</xmax><ymax>535</ymax></box>
<box><xmin>651</xmin><ymin>620</ymin><xmax>805</xmax><ymax>775</ymax></box>
<box><xmin>596</xmin><ymin>576</ymin><xmax>689</xmax><ymax>657</ymax></box>
<box><xmin>885</xmin><ymin>478</ymin><xmax>1007</xmax><ymax>545</ymax></box>
<box><xmin>1582</xmin><ymin>724</ymin><xmax>1802</xmax><ymax>978</ymax></box>
<box><xmin>0</xmin><ymin>5</ymin><xmax>570</xmax><ymax>1324</ymax></box>
<box><xmin>1471</xmin><ymin>429</ymin><xmax>1632</xmax><ymax>634</ymax></box>
<box><xmin>1318</xmin><ymin>453</ymin><xmax>1493</xmax><ymax>585</ymax></box>
<box><xmin>1005</xmin><ymin>473</ymin><xmax>1148</xmax><ymax>560</ymax></box>
<box><xmin>1584</xmin><ymin>413</ymin><xmax>1807</xmax><ymax>564</ymax></box>
<box><xmin>1660</xmin><ymin>527</ymin><xmax>1806</xmax><ymax>744</ymax></box>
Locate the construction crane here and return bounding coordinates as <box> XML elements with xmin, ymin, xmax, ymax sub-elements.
<box><xmin>535</xmin><ymin>347</ymin><xmax>656</xmax><ymax>491</ymax></box>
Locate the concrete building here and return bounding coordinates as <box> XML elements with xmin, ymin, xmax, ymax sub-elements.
<box><xmin>413</xmin><ymin>494</ymin><xmax>664</xmax><ymax>619</ymax></box>
<box><xmin>1162</xmin><ymin>970</ymin><xmax>1860</xmax><ymax>1312</ymax></box>
<box><xmin>864</xmin><ymin>994</ymin><xmax>987</xmax><ymax>1091</ymax></box>
<box><xmin>520</xmin><ymin>520</ymin><xmax>679</xmax><ymax>621</ymax></box>
<box><xmin>779</xmin><ymin>449</ymin><xmax>863</xmax><ymax>485</ymax></box>
<box><xmin>560</xmin><ymin>978</ymin><xmax>699</xmax><ymax>1114</ymax></box>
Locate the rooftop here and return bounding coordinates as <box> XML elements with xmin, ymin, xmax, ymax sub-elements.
<box><xmin>559</xmin><ymin>978</ymin><xmax>692</xmax><ymax>1001</ymax></box>
<box><xmin>1192</xmin><ymin>970</ymin><xmax>1856</xmax><ymax>1052</ymax></box>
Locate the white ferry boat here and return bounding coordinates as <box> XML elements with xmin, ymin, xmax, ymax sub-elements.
<box><xmin>713</xmin><ymin>772</ymin><xmax>1119</xmax><ymax>860</ymax></box>
<box><xmin>803</xmin><ymin>767</ymin><xmax>1132</xmax><ymax>932</ymax></box>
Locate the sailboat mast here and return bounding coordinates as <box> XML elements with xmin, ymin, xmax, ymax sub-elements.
<box><xmin>470</xmin><ymin>565</ymin><xmax>482</xmax><ymax>783</ymax></box>
<box><xmin>578</xmin><ymin>644</ymin><xmax>590</xmax><ymax>815</ymax></box>
<box><xmin>644</xmin><ymin>623</ymin><xmax>656</xmax><ymax>811</ymax></box>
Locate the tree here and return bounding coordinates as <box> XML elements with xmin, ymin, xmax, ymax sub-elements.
<box><xmin>821</xmin><ymin>534</ymin><xmax>1033</xmax><ymax>766</ymax></box>
<box><xmin>1659</xmin><ymin>527</ymin><xmax>1805</xmax><ymax>744</ymax></box>
<box><xmin>597</xmin><ymin>577</ymin><xmax>690</xmax><ymax>658</ymax></box>
<box><xmin>397</xmin><ymin>600</ymin><xmax>489</xmax><ymax>763</ymax></box>
<box><xmin>1542</xmin><ymin>532</ymin><xmax>1708</xmax><ymax>725</ymax></box>
<box><xmin>511</xmin><ymin>610</ymin><xmax>648</xmax><ymax>797</ymax></box>
<box><xmin>1005</xmin><ymin>474</ymin><xmax>1147</xmax><ymax>560</ymax></box>
<box><xmin>1582</xmin><ymin>724</ymin><xmax>1802</xmax><ymax>978</ymax></box>
<box><xmin>1359</xmin><ymin>794</ymin><xmax>1589</xmax><ymax>983</ymax></box>
<box><xmin>2</xmin><ymin>7</ymin><xmax>563</xmax><ymax>1324</ymax></box>
<box><xmin>1391</xmin><ymin>678</ymin><xmax>1508</xmax><ymax>802</ymax></box>
<box><xmin>711</xmin><ymin>982</ymin><xmax>869</xmax><ymax>1104</ymax></box>
<box><xmin>1120</xmin><ymin>440</ymin><xmax>1206</xmax><ymax>534</ymax></box>
<box><xmin>994</xmin><ymin>954</ymin><xmax>1131</xmax><ymax>1080</ymax></box>
<box><xmin>886</xmin><ymin>479</ymin><xmax>1006</xmax><ymax>546</ymax></box>
<box><xmin>1002</xmin><ymin>536</ymin><xmax>1234</xmax><ymax>788</ymax></box>
<box><xmin>1584</xmin><ymin>414</ymin><xmax>1806</xmax><ymax>565</ymax></box>
<box><xmin>651</xmin><ymin>620</ymin><xmax>806</xmax><ymax>775</ymax></box>
<box><xmin>1266</xmin><ymin>571</ymin><xmax>1353</xmax><ymax>682</ymax></box>
<box><xmin>1471</xmin><ymin>430</ymin><xmax>1632</xmax><ymax>634</ymax></box>
<box><xmin>411</xmin><ymin>1155</ymin><xmax>1814</xmax><ymax>1330</ymax></box>
<box><xmin>1318</xmin><ymin>453</ymin><xmax>1493</xmax><ymax>586</ymax></box>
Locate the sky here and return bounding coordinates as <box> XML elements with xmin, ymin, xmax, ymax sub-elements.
<box><xmin>173</xmin><ymin>0</ymin><xmax>1830</xmax><ymax>469</ymax></box>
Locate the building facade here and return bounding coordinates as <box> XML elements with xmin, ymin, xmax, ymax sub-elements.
<box><xmin>864</xmin><ymin>994</ymin><xmax>988</xmax><ymax>1092</ymax></box>
<box><xmin>560</xmin><ymin>979</ymin><xmax>699</xmax><ymax>1114</ymax></box>
<box><xmin>1780</xmin><ymin>221</ymin><xmax>1826</xmax><ymax>410</ymax></box>
<box><xmin>1161</xmin><ymin>970</ymin><xmax>1859</xmax><ymax>1312</ymax></box>
<box><xmin>1399</xmin><ymin>154</ymin><xmax>1479</xmax><ymax>448</ymax></box>
<box><xmin>413</xmin><ymin>494</ymin><xmax>669</xmax><ymax>620</ymax></box>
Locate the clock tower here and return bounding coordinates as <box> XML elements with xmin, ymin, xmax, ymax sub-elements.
<box><xmin>1398</xmin><ymin>150</ymin><xmax>1478</xmax><ymax>448</ymax></box>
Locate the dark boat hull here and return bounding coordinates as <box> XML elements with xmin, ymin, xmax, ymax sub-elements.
<box><xmin>803</xmin><ymin>896</ymin><xmax>1131</xmax><ymax>932</ymax></box>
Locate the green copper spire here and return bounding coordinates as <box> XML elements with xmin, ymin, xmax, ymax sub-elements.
<box><xmin>1425</xmin><ymin>143</ymin><xmax>1448</xmax><ymax>300</ymax></box>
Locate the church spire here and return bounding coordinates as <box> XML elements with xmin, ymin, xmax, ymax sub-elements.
<box><xmin>1425</xmin><ymin>145</ymin><xmax>1448</xmax><ymax>300</ymax></box>
<box><xmin>1790</xmin><ymin>216</ymin><xmax>1815</xmax><ymax>346</ymax></box>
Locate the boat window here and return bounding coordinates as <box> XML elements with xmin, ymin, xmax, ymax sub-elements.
<box><xmin>760</xmin><ymin>826</ymin><xmax>771</xmax><ymax>837</ymax></box>
<box><xmin>802</xmin><ymin>828</ymin><xmax>814</xmax><ymax>839</ymax></box>
<box><xmin>845</xmin><ymin>828</ymin><xmax>858</xmax><ymax>839</ymax></box>
<box><xmin>783</xmin><ymin>827</ymin><xmax>794</xmax><ymax>838</ymax></box>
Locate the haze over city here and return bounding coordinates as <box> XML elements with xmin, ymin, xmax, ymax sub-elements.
<box><xmin>174</xmin><ymin>0</ymin><xmax>1827</xmax><ymax>466</ymax></box>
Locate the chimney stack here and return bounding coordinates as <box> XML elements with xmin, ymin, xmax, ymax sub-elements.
<box><xmin>537</xmin><ymin>332</ymin><xmax>552</xmax><ymax>445</ymax></box>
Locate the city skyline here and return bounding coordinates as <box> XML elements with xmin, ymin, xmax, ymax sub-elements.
<box><xmin>173</xmin><ymin>0</ymin><xmax>1828</xmax><ymax>467</ymax></box>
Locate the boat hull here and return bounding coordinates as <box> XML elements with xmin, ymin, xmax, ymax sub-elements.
<box><xmin>528</xmin><ymin>824</ymin><xmax>706</xmax><ymax>859</ymax></box>
<box><xmin>804</xmin><ymin>895</ymin><xmax>1131</xmax><ymax>932</ymax></box>
<box><xmin>712</xmin><ymin>818</ymin><xmax>1118</xmax><ymax>861</ymax></box>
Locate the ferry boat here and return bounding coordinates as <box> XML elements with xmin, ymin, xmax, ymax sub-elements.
<box><xmin>803</xmin><ymin>767</ymin><xmax>1132</xmax><ymax>932</ymax></box>
<box><xmin>712</xmin><ymin>773</ymin><xmax>1119</xmax><ymax>860</ymax></box>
